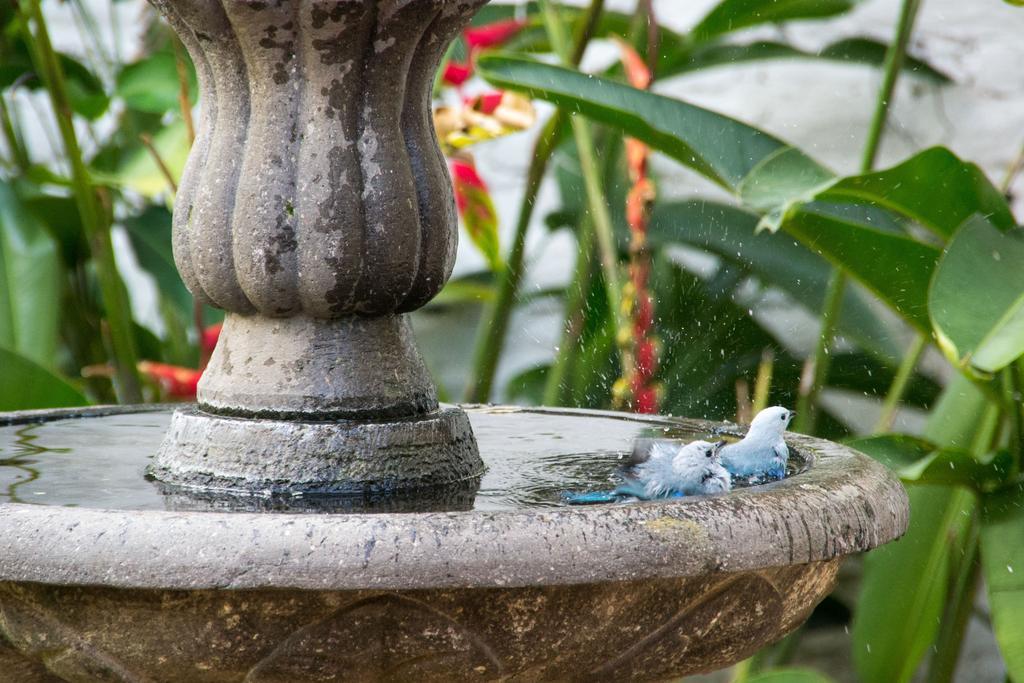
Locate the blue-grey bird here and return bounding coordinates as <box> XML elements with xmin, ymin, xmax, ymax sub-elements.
<box><xmin>563</xmin><ymin>439</ymin><xmax>730</xmax><ymax>505</ymax></box>
<box><xmin>720</xmin><ymin>406</ymin><xmax>794</xmax><ymax>481</ymax></box>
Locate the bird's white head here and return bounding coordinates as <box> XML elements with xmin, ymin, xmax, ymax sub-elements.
<box><xmin>747</xmin><ymin>406</ymin><xmax>795</xmax><ymax>439</ymax></box>
<box><xmin>676</xmin><ymin>439</ymin><xmax>726</xmax><ymax>465</ymax></box>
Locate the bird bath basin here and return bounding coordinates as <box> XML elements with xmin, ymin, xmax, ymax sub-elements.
<box><xmin>0</xmin><ymin>404</ymin><xmax>907</xmax><ymax>681</ymax></box>
<box><xmin>0</xmin><ymin>1</ymin><xmax>909</xmax><ymax>679</ymax></box>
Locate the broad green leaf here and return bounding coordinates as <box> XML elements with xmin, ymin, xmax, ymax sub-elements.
<box><xmin>106</xmin><ymin>121</ymin><xmax>189</xmax><ymax>198</ymax></box>
<box><xmin>930</xmin><ymin>215</ymin><xmax>1024</xmax><ymax>375</ymax></box>
<box><xmin>815</xmin><ymin>147</ymin><xmax>1015</xmax><ymax>239</ymax></box>
<box><xmin>850</xmin><ymin>434</ymin><xmax>1014</xmax><ymax>492</ymax></box>
<box><xmin>782</xmin><ymin>208</ymin><xmax>940</xmax><ymax>332</ymax></box>
<box><xmin>0</xmin><ymin>182</ymin><xmax>60</xmax><ymax>367</ymax></box>
<box><xmin>123</xmin><ymin>206</ymin><xmax>192</xmax><ymax>318</ymax></box>
<box><xmin>980</xmin><ymin>484</ymin><xmax>1024</xmax><ymax>681</ymax></box>
<box><xmin>0</xmin><ymin>45</ymin><xmax>109</xmax><ymax>120</ymax></box>
<box><xmin>647</xmin><ymin>200</ymin><xmax>902</xmax><ymax>364</ymax></box>
<box><xmin>0</xmin><ymin>346</ymin><xmax>86</xmax><ymax>411</ymax></box>
<box><xmin>477</xmin><ymin>54</ymin><xmax>797</xmax><ymax>191</ymax></box>
<box><xmin>660</xmin><ymin>38</ymin><xmax>949</xmax><ymax>84</ymax></box>
<box><xmin>855</xmin><ymin>374</ymin><xmax>989</xmax><ymax>683</ymax></box>
<box><xmin>745</xmin><ymin>670</ymin><xmax>835</xmax><ymax>683</ymax></box>
<box><xmin>691</xmin><ymin>0</ymin><xmax>862</xmax><ymax>42</ymax></box>
<box><xmin>117</xmin><ymin>50</ymin><xmax>197</xmax><ymax>114</ymax></box>
<box><xmin>853</xmin><ymin>486</ymin><xmax>975</xmax><ymax>683</ymax></box>
<box><xmin>818</xmin><ymin>38</ymin><xmax>950</xmax><ymax>83</ymax></box>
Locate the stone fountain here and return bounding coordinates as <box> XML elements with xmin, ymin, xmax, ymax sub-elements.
<box><xmin>0</xmin><ymin>1</ymin><xmax>909</xmax><ymax>680</ymax></box>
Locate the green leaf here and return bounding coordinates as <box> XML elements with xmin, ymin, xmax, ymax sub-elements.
<box><xmin>980</xmin><ymin>484</ymin><xmax>1024</xmax><ymax>681</ymax></box>
<box><xmin>854</xmin><ymin>374</ymin><xmax>989</xmax><ymax>683</ymax></box>
<box><xmin>661</xmin><ymin>38</ymin><xmax>949</xmax><ymax>84</ymax></box>
<box><xmin>105</xmin><ymin>120</ymin><xmax>189</xmax><ymax>198</ymax></box>
<box><xmin>0</xmin><ymin>181</ymin><xmax>60</xmax><ymax>368</ymax></box>
<box><xmin>648</xmin><ymin>199</ymin><xmax>902</xmax><ymax>365</ymax></box>
<box><xmin>853</xmin><ymin>486</ymin><xmax>975</xmax><ymax>683</ymax></box>
<box><xmin>815</xmin><ymin>147</ymin><xmax>1015</xmax><ymax>239</ymax></box>
<box><xmin>476</xmin><ymin>53</ymin><xmax>797</xmax><ymax>191</ymax></box>
<box><xmin>117</xmin><ymin>50</ymin><xmax>197</xmax><ymax>114</ymax></box>
<box><xmin>930</xmin><ymin>215</ymin><xmax>1024</xmax><ymax>375</ymax></box>
<box><xmin>818</xmin><ymin>38</ymin><xmax>951</xmax><ymax>83</ymax></box>
<box><xmin>691</xmin><ymin>0</ymin><xmax>863</xmax><ymax>42</ymax></box>
<box><xmin>745</xmin><ymin>670</ymin><xmax>835</xmax><ymax>683</ymax></box>
<box><xmin>782</xmin><ymin>207</ymin><xmax>941</xmax><ymax>332</ymax></box>
<box><xmin>122</xmin><ymin>206</ymin><xmax>192</xmax><ymax>318</ymax></box>
<box><xmin>0</xmin><ymin>346</ymin><xmax>86</xmax><ymax>411</ymax></box>
<box><xmin>849</xmin><ymin>434</ymin><xmax>1014</xmax><ymax>491</ymax></box>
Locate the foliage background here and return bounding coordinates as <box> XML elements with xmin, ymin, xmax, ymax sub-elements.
<box><xmin>2</xmin><ymin>1</ymin><xmax>1024</xmax><ymax>682</ymax></box>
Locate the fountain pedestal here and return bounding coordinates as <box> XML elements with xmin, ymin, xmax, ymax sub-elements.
<box><xmin>147</xmin><ymin>0</ymin><xmax>487</xmax><ymax>494</ymax></box>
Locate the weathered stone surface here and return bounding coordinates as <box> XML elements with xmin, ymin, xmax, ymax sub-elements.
<box><xmin>0</xmin><ymin>406</ymin><xmax>909</xmax><ymax>680</ymax></box>
<box><xmin>152</xmin><ymin>405</ymin><xmax>483</xmax><ymax>495</ymax></box>
<box><xmin>144</xmin><ymin>0</ymin><xmax>490</xmax><ymax>492</ymax></box>
<box><xmin>0</xmin><ymin>563</ymin><xmax>839</xmax><ymax>682</ymax></box>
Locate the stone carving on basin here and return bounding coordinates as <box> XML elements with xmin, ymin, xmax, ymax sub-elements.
<box><xmin>146</xmin><ymin>0</ymin><xmax>489</xmax><ymax>496</ymax></box>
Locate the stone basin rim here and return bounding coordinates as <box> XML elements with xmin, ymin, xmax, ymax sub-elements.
<box><xmin>0</xmin><ymin>404</ymin><xmax>909</xmax><ymax>592</ymax></box>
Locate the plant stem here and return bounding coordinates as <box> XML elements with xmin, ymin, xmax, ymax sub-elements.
<box><xmin>752</xmin><ymin>349</ymin><xmax>774</xmax><ymax>414</ymax></box>
<box><xmin>22</xmin><ymin>0</ymin><xmax>142</xmax><ymax>403</ymax></box>
<box><xmin>861</xmin><ymin>0</ymin><xmax>921</xmax><ymax>172</ymax></box>
<box><xmin>543</xmin><ymin>215</ymin><xmax>594</xmax><ymax>405</ymax></box>
<box><xmin>1006</xmin><ymin>364</ymin><xmax>1023</xmax><ymax>480</ymax></box>
<box><xmin>539</xmin><ymin>0</ymin><xmax>628</xmax><ymax>382</ymax></box>
<box><xmin>0</xmin><ymin>94</ymin><xmax>29</xmax><ymax>172</ymax></box>
<box><xmin>925</xmin><ymin>512</ymin><xmax>981</xmax><ymax>683</ymax></box>
<box><xmin>874</xmin><ymin>333</ymin><xmax>928</xmax><ymax>433</ymax></box>
<box><xmin>140</xmin><ymin>133</ymin><xmax>178</xmax><ymax>194</ymax></box>
<box><xmin>463</xmin><ymin>0</ymin><xmax>605</xmax><ymax>402</ymax></box>
<box><xmin>464</xmin><ymin>117</ymin><xmax>560</xmax><ymax>403</ymax></box>
<box><xmin>797</xmin><ymin>0</ymin><xmax>921</xmax><ymax>433</ymax></box>
<box><xmin>794</xmin><ymin>270</ymin><xmax>844</xmax><ymax>433</ymax></box>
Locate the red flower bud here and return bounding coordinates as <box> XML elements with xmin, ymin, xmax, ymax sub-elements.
<box><xmin>201</xmin><ymin>322</ymin><xmax>222</xmax><ymax>354</ymax></box>
<box><xmin>442</xmin><ymin>61</ymin><xmax>472</xmax><ymax>87</ymax></box>
<box><xmin>138</xmin><ymin>361</ymin><xmax>202</xmax><ymax>399</ymax></box>
<box><xmin>464</xmin><ymin>19</ymin><xmax>527</xmax><ymax>51</ymax></box>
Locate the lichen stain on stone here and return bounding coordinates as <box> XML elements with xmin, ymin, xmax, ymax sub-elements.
<box><xmin>642</xmin><ymin>516</ymin><xmax>706</xmax><ymax>539</ymax></box>
<box><xmin>314</xmin><ymin>36</ymin><xmax>353</xmax><ymax>66</ymax></box>
<box><xmin>310</xmin><ymin>4</ymin><xmax>346</xmax><ymax>30</ymax></box>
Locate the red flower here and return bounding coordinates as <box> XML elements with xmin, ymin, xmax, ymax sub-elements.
<box><xmin>464</xmin><ymin>18</ymin><xmax>527</xmax><ymax>51</ymax></box>
<box><xmin>470</xmin><ymin>91</ymin><xmax>506</xmax><ymax>115</ymax></box>
<box><xmin>442</xmin><ymin>61</ymin><xmax>472</xmax><ymax>87</ymax></box>
<box><xmin>138</xmin><ymin>361</ymin><xmax>202</xmax><ymax>399</ymax></box>
<box><xmin>633</xmin><ymin>386</ymin><xmax>659</xmax><ymax>415</ymax></box>
<box><xmin>201</xmin><ymin>322</ymin><xmax>222</xmax><ymax>354</ymax></box>
<box><xmin>635</xmin><ymin>338</ymin><xmax>658</xmax><ymax>379</ymax></box>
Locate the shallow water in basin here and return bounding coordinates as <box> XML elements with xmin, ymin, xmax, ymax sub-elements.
<box><xmin>0</xmin><ymin>407</ymin><xmax>805</xmax><ymax>513</ymax></box>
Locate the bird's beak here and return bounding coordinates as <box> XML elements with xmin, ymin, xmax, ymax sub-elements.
<box><xmin>713</xmin><ymin>440</ymin><xmax>726</xmax><ymax>454</ymax></box>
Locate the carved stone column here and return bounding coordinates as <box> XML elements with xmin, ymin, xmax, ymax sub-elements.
<box><xmin>148</xmin><ymin>0</ymin><xmax>487</xmax><ymax>495</ymax></box>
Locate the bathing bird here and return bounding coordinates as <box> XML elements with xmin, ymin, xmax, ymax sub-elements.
<box><xmin>719</xmin><ymin>406</ymin><xmax>794</xmax><ymax>481</ymax></box>
<box><xmin>563</xmin><ymin>439</ymin><xmax>731</xmax><ymax>504</ymax></box>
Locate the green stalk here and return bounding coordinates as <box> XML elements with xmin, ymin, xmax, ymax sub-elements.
<box><xmin>1006</xmin><ymin>364</ymin><xmax>1023</xmax><ymax>480</ymax></box>
<box><xmin>796</xmin><ymin>0</ymin><xmax>921</xmax><ymax>434</ymax></box>
<box><xmin>873</xmin><ymin>333</ymin><xmax>928</xmax><ymax>433</ymax></box>
<box><xmin>464</xmin><ymin>0</ymin><xmax>605</xmax><ymax>402</ymax></box>
<box><xmin>926</xmin><ymin>512</ymin><xmax>981</xmax><ymax>683</ymax></box>
<box><xmin>21</xmin><ymin>0</ymin><xmax>142</xmax><ymax>403</ymax></box>
<box><xmin>539</xmin><ymin>0</ymin><xmax>628</xmax><ymax>379</ymax></box>
<box><xmin>0</xmin><ymin>95</ymin><xmax>30</xmax><ymax>172</ymax></box>
<box><xmin>543</xmin><ymin>215</ymin><xmax>594</xmax><ymax>405</ymax></box>
<box><xmin>464</xmin><ymin>117</ymin><xmax>560</xmax><ymax>402</ymax></box>
<box><xmin>794</xmin><ymin>269</ymin><xmax>844</xmax><ymax>433</ymax></box>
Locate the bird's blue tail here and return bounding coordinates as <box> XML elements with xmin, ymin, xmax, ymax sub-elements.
<box><xmin>561</xmin><ymin>490</ymin><xmax>620</xmax><ymax>505</ymax></box>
